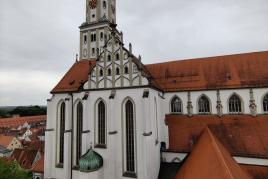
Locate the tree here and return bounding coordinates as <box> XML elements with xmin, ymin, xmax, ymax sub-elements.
<box><xmin>0</xmin><ymin>158</ymin><xmax>32</xmax><ymax>179</ymax></box>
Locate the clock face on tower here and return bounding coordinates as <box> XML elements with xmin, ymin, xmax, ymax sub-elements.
<box><xmin>89</xmin><ymin>0</ymin><xmax>98</xmax><ymax>9</ymax></box>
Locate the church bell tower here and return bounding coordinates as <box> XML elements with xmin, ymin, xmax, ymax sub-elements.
<box><xmin>79</xmin><ymin>0</ymin><xmax>119</xmax><ymax>60</ymax></box>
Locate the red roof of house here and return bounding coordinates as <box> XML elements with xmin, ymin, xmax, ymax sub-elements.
<box><xmin>174</xmin><ymin>128</ymin><xmax>252</xmax><ymax>179</ymax></box>
<box><xmin>146</xmin><ymin>51</ymin><xmax>268</xmax><ymax>91</ymax></box>
<box><xmin>0</xmin><ymin>135</ymin><xmax>15</xmax><ymax>148</ymax></box>
<box><xmin>51</xmin><ymin>60</ymin><xmax>96</xmax><ymax>93</ymax></box>
<box><xmin>0</xmin><ymin>115</ymin><xmax>46</xmax><ymax>128</ymax></box>
<box><xmin>31</xmin><ymin>154</ymin><xmax>44</xmax><ymax>173</ymax></box>
<box><xmin>10</xmin><ymin>149</ymin><xmax>39</xmax><ymax>169</ymax></box>
<box><xmin>51</xmin><ymin>51</ymin><xmax>268</xmax><ymax>93</ymax></box>
<box><xmin>166</xmin><ymin>115</ymin><xmax>268</xmax><ymax>158</ymax></box>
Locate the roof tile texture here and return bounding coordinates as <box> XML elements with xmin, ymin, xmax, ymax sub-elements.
<box><xmin>166</xmin><ymin>115</ymin><xmax>268</xmax><ymax>158</ymax></box>
<box><xmin>0</xmin><ymin>115</ymin><xmax>46</xmax><ymax>128</ymax></box>
<box><xmin>174</xmin><ymin>128</ymin><xmax>252</xmax><ymax>179</ymax></box>
<box><xmin>146</xmin><ymin>51</ymin><xmax>268</xmax><ymax>91</ymax></box>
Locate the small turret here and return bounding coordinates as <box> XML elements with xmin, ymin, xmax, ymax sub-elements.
<box><xmin>79</xmin><ymin>148</ymin><xmax>103</xmax><ymax>172</ymax></box>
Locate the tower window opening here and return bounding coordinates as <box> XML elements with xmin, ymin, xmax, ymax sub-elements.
<box><xmin>100</xmin><ymin>32</ymin><xmax>104</xmax><ymax>40</ymax></box>
<box><xmin>171</xmin><ymin>96</ymin><xmax>182</xmax><ymax>114</ymax></box>
<box><xmin>92</xmin><ymin>48</ymin><xmax>95</xmax><ymax>55</ymax></box>
<box><xmin>91</xmin><ymin>34</ymin><xmax>94</xmax><ymax>42</ymax></box>
<box><xmin>103</xmin><ymin>1</ymin><xmax>107</xmax><ymax>9</ymax></box>
<box><xmin>94</xmin><ymin>34</ymin><xmax>97</xmax><ymax>41</ymax></box>
<box><xmin>84</xmin><ymin>35</ymin><xmax>87</xmax><ymax>44</ymax></box>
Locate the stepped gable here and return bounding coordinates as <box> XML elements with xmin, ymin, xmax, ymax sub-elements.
<box><xmin>166</xmin><ymin>115</ymin><xmax>268</xmax><ymax>158</ymax></box>
<box><xmin>174</xmin><ymin>128</ymin><xmax>252</xmax><ymax>179</ymax></box>
<box><xmin>146</xmin><ymin>51</ymin><xmax>268</xmax><ymax>92</ymax></box>
<box><xmin>51</xmin><ymin>60</ymin><xmax>96</xmax><ymax>93</ymax></box>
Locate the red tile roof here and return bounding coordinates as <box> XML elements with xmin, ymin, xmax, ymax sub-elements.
<box><xmin>241</xmin><ymin>165</ymin><xmax>268</xmax><ymax>179</ymax></box>
<box><xmin>31</xmin><ymin>154</ymin><xmax>44</xmax><ymax>173</ymax></box>
<box><xmin>51</xmin><ymin>51</ymin><xmax>268</xmax><ymax>93</ymax></box>
<box><xmin>174</xmin><ymin>128</ymin><xmax>252</xmax><ymax>179</ymax></box>
<box><xmin>10</xmin><ymin>149</ymin><xmax>39</xmax><ymax>169</ymax></box>
<box><xmin>0</xmin><ymin>135</ymin><xmax>15</xmax><ymax>148</ymax></box>
<box><xmin>146</xmin><ymin>51</ymin><xmax>268</xmax><ymax>91</ymax></box>
<box><xmin>0</xmin><ymin>115</ymin><xmax>46</xmax><ymax>128</ymax></box>
<box><xmin>166</xmin><ymin>115</ymin><xmax>268</xmax><ymax>158</ymax></box>
<box><xmin>51</xmin><ymin>60</ymin><xmax>96</xmax><ymax>93</ymax></box>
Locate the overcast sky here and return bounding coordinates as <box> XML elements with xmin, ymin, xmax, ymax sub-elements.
<box><xmin>0</xmin><ymin>0</ymin><xmax>268</xmax><ymax>106</ymax></box>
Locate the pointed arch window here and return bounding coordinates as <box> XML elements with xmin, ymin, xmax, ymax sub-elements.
<box><xmin>75</xmin><ymin>102</ymin><xmax>83</xmax><ymax>166</ymax></box>
<box><xmin>116</xmin><ymin>67</ymin><xmax>120</xmax><ymax>75</ymax></box>
<box><xmin>103</xmin><ymin>1</ymin><xmax>107</xmax><ymax>9</ymax></box>
<box><xmin>107</xmin><ymin>54</ymin><xmax>111</xmax><ymax>61</ymax></box>
<box><xmin>116</xmin><ymin>53</ymin><xmax>120</xmax><ymax>60</ymax></box>
<box><xmin>198</xmin><ymin>95</ymin><xmax>211</xmax><ymax>114</ymax></box>
<box><xmin>123</xmin><ymin>100</ymin><xmax>136</xmax><ymax>177</ymax></box>
<box><xmin>124</xmin><ymin>66</ymin><xmax>129</xmax><ymax>74</ymax></box>
<box><xmin>96</xmin><ymin>100</ymin><xmax>106</xmax><ymax>147</ymax></box>
<box><xmin>58</xmin><ymin>102</ymin><xmax>65</xmax><ymax>165</ymax></box>
<box><xmin>107</xmin><ymin>68</ymin><xmax>112</xmax><ymax>76</ymax></box>
<box><xmin>170</xmin><ymin>96</ymin><xmax>182</xmax><ymax>114</ymax></box>
<box><xmin>263</xmin><ymin>93</ymin><xmax>268</xmax><ymax>113</ymax></box>
<box><xmin>229</xmin><ymin>94</ymin><xmax>243</xmax><ymax>114</ymax></box>
<box><xmin>99</xmin><ymin>69</ymin><xmax>103</xmax><ymax>77</ymax></box>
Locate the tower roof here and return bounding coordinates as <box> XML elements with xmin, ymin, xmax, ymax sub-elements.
<box><xmin>79</xmin><ymin>148</ymin><xmax>103</xmax><ymax>172</ymax></box>
<box><xmin>174</xmin><ymin>128</ymin><xmax>252</xmax><ymax>179</ymax></box>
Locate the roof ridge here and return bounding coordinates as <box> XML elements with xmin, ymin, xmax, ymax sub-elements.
<box><xmin>207</xmin><ymin>128</ymin><xmax>235</xmax><ymax>179</ymax></box>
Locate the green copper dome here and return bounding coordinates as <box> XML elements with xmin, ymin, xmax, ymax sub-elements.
<box><xmin>79</xmin><ymin>148</ymin><xmax>103</xmax><ymax>172</ymax></box>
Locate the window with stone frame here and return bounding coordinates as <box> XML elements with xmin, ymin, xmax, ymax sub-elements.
<box><xmin>59</xmin><ymin>102</ymin><xmax>65</xmax><ymax>165</ymax></box>
<box><xmin>96</xmin><ymin>100</ymin><xmax>106</xmax><ymax>147</ymax></box>
<box><xmin>76</xmin><ymin>102</ymin><xmax>83</xmax><ymax>166</ymax></box>
<box><xmin>229</xmin><ymin>94</ymin><xmax>243</xmax><ymax>114</ymax></box>
<box><xmin>263</xmin><ymin>94</ymin><xmax>268</xmax><ymax>113</ymax></box>
<box><xmin>198</xmin><ymin>95</ymin><xmax>211</xmax><ymax>114</ymax></box>
<box><xmin>170</xmin><ymin>96</ymin><xmax>182</xmax><ymax>114</ymax></box>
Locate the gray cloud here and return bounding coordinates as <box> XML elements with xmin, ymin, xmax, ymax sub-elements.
<box><xmin>0</xmin><ymin>0</ymin><xmax>268</xmax><ymax>106</ymax></box>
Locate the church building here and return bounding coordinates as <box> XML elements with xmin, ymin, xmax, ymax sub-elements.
<box><xmin>45</xmin><ymin>0</ymin><xmax>268</xmax><ymax>179</ymax></box>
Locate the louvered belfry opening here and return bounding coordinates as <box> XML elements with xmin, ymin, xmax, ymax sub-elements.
<box><xmin>76</xmin><ymin>102</ymin><xmax>83</xmax><ymax>165</ymax></box>
<box><xmin>125</xmin><ymin>100</ymin><xmax>135</xmax><ymax>173</ymax></box>
<box><xmin>98</xmin><ymin>101</ymin><xmax>106</xmax><ymax>145</ymax></box>
<box><xmin>59</xmin><ymin>102</ymin><xmax>65</xmax><ymax>164</ymax></box>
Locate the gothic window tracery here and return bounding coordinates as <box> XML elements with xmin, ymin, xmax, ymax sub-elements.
<box><xmin>171</xmin><ymin>96</ymin><xmax>182</xmax><ymax>114</ymax></box>
<box><xmin>198</xmin><ymin>95</ymin><xmax>211</xmax><ymax>114</ymax></box>
<box><xmin>229</xmin><ymin>94</ymin><xmax>243</xmax><ymax>114</ymax></box>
